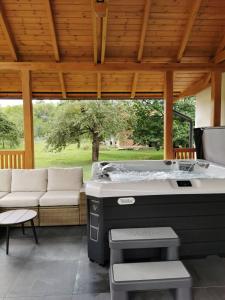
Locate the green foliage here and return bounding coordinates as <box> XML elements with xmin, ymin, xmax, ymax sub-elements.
<box><xmin>130</xmin><ymin>97</ymin><xmax>195</xmax><ymax>149</ymax></box>
<box><xmin>1</xmin><ymin>105</ymin><xmax>24</xmax><ymax>138</ymax></box>
<box><xmin>0</xmin><ymin>111</ymin><xmax>20</xmax><ymax>148</ymax></box>
<box><xmin>46</xmin><ymin>101</ymin><xmax>130</xmax><ymax>161</ymax></box>
<box><xmin>33</xmin><ymin>101</ymin><xmax>56</xmax><ymax>138</ymax></box>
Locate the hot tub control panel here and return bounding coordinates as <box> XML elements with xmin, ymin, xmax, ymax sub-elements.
<box><xmin>177</xmin><ymin>180</ymin><xmax>192</xmax><ymax>187</ymax></box>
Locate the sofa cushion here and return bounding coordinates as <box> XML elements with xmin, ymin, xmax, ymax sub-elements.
<box><xmin>0</xmin><ymin>192</ymin><xmax>8</xmax><ymax>199</ymax></box>
<box><xmin>47</xmin><ymin>168</ymin><xmax>83</xmax><ymax>191</ymax></box>
<box><xmin>39</xmin><ymin>191</ymin><xmax>80</xmax><ymax>206</ymax></box>
<box><xmin>11</xmin><ymin>169</ymin><xmax>47</xmax><ymax>192</ymax></box>
<box><xmin>0</xmin><ymin>192</ymin><xmax>44</xmax><ymax>207</ymax></box>
<box><xmin>0</xmin><ymin>169</ymin><xmax>12</xmax><ymax>192</ymax></box>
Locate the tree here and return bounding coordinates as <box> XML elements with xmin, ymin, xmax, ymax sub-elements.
<box><xmin>46</xmin><ymin>101</ymin><xmax>129</xmax><ymax>161</ymax></box>
<box><xmin>0</xmin><ymin>112</ymin><xmax>20</xmax><ymax>149</ymax></box>
<box><xmin>130</xmin><ymin>98</ymin><xmax>195</xmax><ymax>149</ymax></box>
<box><xmin>131</xmin><ymin>100</ymin><xmax>164</xmax><ymax>150</ymax></box>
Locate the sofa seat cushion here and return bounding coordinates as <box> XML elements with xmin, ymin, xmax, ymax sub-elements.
<box><xmin>39</xmin><ymin>191</ymin><xmax>80</xmax><ymax>206</ymax></box>
<box><xmin>11</xmin><ymin>169</ymin><xmax>47</xmax><ymax>192</ymax></box>
<box><xmin>47</xmin><ymin>168</ymin><xmax>83</xmax><ymax>191</ymax></box>
<box><xmin>0</xmin><ymin>192</ymin><xmax>44</xmax><ymax>207</ymax></box>
<box><xmin>0</xmin><ymin>170</ymin><xmax>12</xmax><ymax>192</ymax></box>
<box><xmin>0</xmin><ymin>192</ymin><xmax>8</xmax><ymax>199</ymax></box>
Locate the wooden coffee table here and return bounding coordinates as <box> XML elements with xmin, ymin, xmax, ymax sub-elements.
<box><xmin>0</xmin><ymin>209</ymin><xmax>38</xmax><ymax>254</ymax></box>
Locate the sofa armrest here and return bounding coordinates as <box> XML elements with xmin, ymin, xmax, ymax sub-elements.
<box><xmin>79</xmin><ymin>184</ymin><xmax>87</xmax><ymax>224</ymax></box>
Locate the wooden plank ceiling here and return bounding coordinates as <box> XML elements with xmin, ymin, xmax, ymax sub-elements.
<box><xmin>0</xmin><ymin>0</ymin><xmax>224</xmax><ymax>100</ymax></box>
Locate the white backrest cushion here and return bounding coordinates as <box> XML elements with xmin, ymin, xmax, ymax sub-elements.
<box><xmin>47</xmin><ymin>167</ymin><xmax>83</xmax><ymax>191</ymax></box>
<box><xmin>11</xmin><ymin>169</ymin><xmax>47</xmax><ymax>192</ymax></box>
<box><xmin>0</xmin><ymin>169</ymin><xmax>12</xmax><ymax>192</ymax></box>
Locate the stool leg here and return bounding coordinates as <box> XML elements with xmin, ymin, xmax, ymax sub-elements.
<box><xmin>176</xmin><ymin>287</ymin><xmax>192</xmax><ymax>300</ymax></box>
<box><xmin>111</xmin><ymin>290</ymin><xmax>128</xmax><ymax>300</ymax></box>
<box><xmin>110</xmin><ymin>249</ymin><xmax>123</xmax><ymax>264</ymax></box>
<box><xmin>21</xmin><ymin>223</ymin><xmax>25</xmax><ymax>235</ymax></box>
<box><xmin>166</xmin><ymin>246</ymin><xmax>179</xmax><ymax>260</ymax></box>
<box><xmin>30</xmin><ymin>219</ymin><xmax>38</xmax><ymax>244</ymax></box>
<box><xmin>6</xmin><ymin>226</ymin><xmax>10</xmax><ymax>255</ymax></box>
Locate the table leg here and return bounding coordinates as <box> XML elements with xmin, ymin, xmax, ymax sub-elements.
<box><xmin>21</xmin><ymin>223</ymin><xmax>25</xmax><ymax>235</ymax></box>
<box><xmin>31</xmin><ymin>219</ymin><xmax>38</xmax><ymax>244</ymax></box>
<box><xmin>6</xmin><ymin>226</ymin><xmax>10</xmax><ymax>255</ymax></box>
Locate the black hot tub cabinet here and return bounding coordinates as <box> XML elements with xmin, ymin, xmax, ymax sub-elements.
<box><xmin>86</xmin><ymin>157</ymin><xmax>225</xmax><ymax>265</ymax></box>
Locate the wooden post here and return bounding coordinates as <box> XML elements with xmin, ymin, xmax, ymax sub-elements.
<box><xmin>211</xmin><ymin>71</ymin><xmax>222</xmax><ymax>127</ymax></box>
<box><xmin>164</xmin><ymin>71</ymin><xmax>174</xmax><ymax>159</ymax></box>
<box><xmin>21</xmin><ymin>70</ymin><xmax>34</xmax><ymax>169</ymax></box>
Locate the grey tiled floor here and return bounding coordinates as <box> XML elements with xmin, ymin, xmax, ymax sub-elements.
<box><xmin>0</xmin><ymin>226</ymin><xmax>225</xmax><ymax>300</ymax></box>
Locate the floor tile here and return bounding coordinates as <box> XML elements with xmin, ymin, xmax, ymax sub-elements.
<box><xmin>29</xmin><ymin>236</ymin><xmax>82</xmax><ymax>261</ymax></box>
<box><xmin>6</xmin><ymin>259</ymin><xmax>78</xmax><ymax>297</ymax></box>
<box><xmin>193</xmin><ymin>287</ymin><xmax>225</xmax><ymax>300</ymax></box>
<box><xmin>72</xmin><ymin>293</ymin><xmax>110</xmax><ymax>300</ymax></box>
<box><xmin>0</xmin><ymin>256</ymin><xmax>27</xmax><ymax>297</ymax></box>
<box><xmin>74</xmin><ymin>260</ymin><xmax>109</xmax><ymax>294</ymax></box>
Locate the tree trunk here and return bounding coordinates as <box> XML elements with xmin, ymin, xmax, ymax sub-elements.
<box><xmin>92</xmin><ymin>133</ymin><xmax>100</xmax><ymax>162</ymax></box>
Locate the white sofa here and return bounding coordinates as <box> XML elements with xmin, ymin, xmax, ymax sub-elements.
<box><xmin>0</xmin><ymin>168</ymin><xmax>87</xmax><ymax>226</ymax></box>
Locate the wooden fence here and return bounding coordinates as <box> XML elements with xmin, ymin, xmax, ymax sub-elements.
<box><xmin>0</xmin><ymin>150</ymin><xmax>26</xmax><ymax>169</ymax></box>
<box><xmin>173</xmin><ymin>148</ymin><xmax>196</xmax><ymax>160</ymax></box>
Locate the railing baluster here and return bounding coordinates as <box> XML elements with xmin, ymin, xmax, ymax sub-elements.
<box><xmin>0</xmin><ymin>151</ymin><xmax>26</xmax><ymax>169</ymax></box>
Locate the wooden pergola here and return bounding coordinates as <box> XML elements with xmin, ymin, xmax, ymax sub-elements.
<box><xmin>0</xmin><ymin>0</ymin><xmax>225</xmax><ymax>168</ymax></box>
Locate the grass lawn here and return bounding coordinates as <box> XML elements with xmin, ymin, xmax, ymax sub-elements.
<box><xmin>35</xmin><ymin>141</ymin><xmax>163</xmax><ymax>180</ymax></box>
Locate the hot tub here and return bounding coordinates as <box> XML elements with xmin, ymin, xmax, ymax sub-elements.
<box><xmin>86</xmin><ymin>159</ymin><xmax>225</xmax><ymax>265</ymax></box>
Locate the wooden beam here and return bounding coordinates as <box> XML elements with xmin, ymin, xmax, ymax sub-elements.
<box><xmin>45</xmin><ymin>0</ymin><xmax>60</xmax><ymax>61</ymax></box>
<box><xmin>177</xmin><ymin>0</ymin><xmax>202</xmax><ymax>62</ymax></box>
<box><xmin>214</xmin><ymin>50</ymin><xmax>225</xmax><ymax>64</ymax></box>
<box><xmin>177</xmin><ymin>73</ymin><xmax>211</xmax><ymax>99</ymax></box>
<box><xmin>21</xmin><ymin>70</ymin><xmax>34</xmax><ymax>169</ymax></box>
<box><xmin>131</xmin><ymin>73</ymin><xmax>139</xmax><ymax>99</ymax></box>
<box><xmin>91</xmin><ymin>0</ymin><xmax>98</xmax><ymax>64</ymax></box>
<box><xmin>0</xmin><ymin>2</ymin><xmax>18</xmax><ymax>61</ymax></box>
<box><xmin>164</xmin><ymin>71</ymin><xmax>174</xmax><ymax>160</ymax></box>
<box><xmin>101</xmin><ymin>1</ymin><xmax>108</xmax><ymax>64</ymax></box>
<box><xmin>0</xmin><ymin>62</ymin><xmax>225</xmax><ymax>72</ymax></box>
<box><xmin>97</xmin><ymin>73</ymin><xmax>101</xmax><ymax>99</ymax></box>
<box><xmin>58</xmin><ymin>72</ymin><xmax>67</xmax><ymax>99</ymax></box>
<box><xmin>211</xmin><ymin>71</ymin><xmax>222</xmax><ymax>127</ymax></box>
<box><xmin>215</xmin><ymin>31</ymin><xmax>225</xmax><ymax>55</ymax></box>
<box><xmin>137</xmin><ymin>0</ymin><xmax>151</xmax><ymax>62</ymax></box>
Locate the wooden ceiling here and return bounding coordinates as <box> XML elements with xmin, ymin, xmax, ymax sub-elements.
<box><xmin>0</xmin><ymin>0</ymin><xmax>225</xmax><ymax>100</ymax></box>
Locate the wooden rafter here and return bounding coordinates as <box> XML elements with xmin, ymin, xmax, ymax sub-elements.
<box><xmin>91</xmin><ymin>0</ymin><xmax>98</xmax><ymax>64</ymax></box>
<box><xmin>45</xmin><ymin>0</ymin><xmax>67</xmax><ymax>99</ymax></box>
<box><xmin>177</xmin><ymin>73</ymin><xmax>211</xmax><ymax>99</ymax></box>
<box><xmin>58</xmin><ymin>72</ymin><xmax>67</xmax><ymax>99</ymax></box>
<box><xmin>177</xmin><ymin>0</ymin><xmax>202</xmax><ymax>62</ymax></box>
<box><xmin>101</xmin><ymin>1</ymin><xmax>108</xmax><ymax>64</ymax></box>
<box><xmin>97</xmin><ymin>73</ymin><xmax>101</xmax><ymax>99</ymax></box>
<box><xmin>215</xmin><ymin>31</ymin><xmax>225</xmax><ymax>55</ymax></box>
<box><xmin>0</xmin><ymin>2</ymin><xmax>18</xmax><ymax>61</ymax></box>
<box><xmin>45</xmin><ymin>0</ymin><xmax>60</xmax><ymax>61</ymax></box>
<box><xmin>137</xmin><ymin>0</ymin><xmax>151</xmax><ymax>62</ymax></box>
<box><xmin>214</xmin><ymin>50</ymin><xmax>225</xmax><ymax>64</ymax></box>
<box><xmin>131</xmin><ymin>73</ymin><xmax>139</xmax><ymax>99</ymax></box>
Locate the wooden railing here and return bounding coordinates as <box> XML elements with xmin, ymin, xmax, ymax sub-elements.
<box><xmin>173</xmin><ymin>148</ymin><xmax>196</xmax><ymax>160</ymax></box>
<box><xmin>0</xmin><ymin>150</ymin><xmax>26</xmax><ymax>169</ymax></box>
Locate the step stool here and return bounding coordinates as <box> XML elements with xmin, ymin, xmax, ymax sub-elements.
<box><xmin>109</xmin><ymin>227</ymin><xmax>180</xmax><ymax>264</ymax></box>
<box><xmin>110</xmin><ymin>260</ymin><xmax>192</xmax><ymax>300</ymax></box>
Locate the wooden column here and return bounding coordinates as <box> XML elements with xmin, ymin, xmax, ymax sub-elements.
<box><xmin>21</xmin><ymin>70</ymin><xmax>34</xmax><ymax>169</ymax></box>
<box><xmin>211</xmin><ymin>71</ymin><xmax>222</xmax><ymax>127</ymax></box>
<box><xmin>164</xmin><ymin>71</ymin><xmax>174</xmax><ymax>159</ymax></box>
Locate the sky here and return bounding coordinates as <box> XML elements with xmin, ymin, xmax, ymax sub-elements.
<box><xmin>0</xmin><ymin>99</ymin><xmax>60</xmax><ymax>107</ymax></box>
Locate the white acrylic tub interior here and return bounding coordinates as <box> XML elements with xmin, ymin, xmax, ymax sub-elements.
<box><xmin>86</xmin><ymin>160</ymin><xmax>225</xmax><ymax>197</ymax></box>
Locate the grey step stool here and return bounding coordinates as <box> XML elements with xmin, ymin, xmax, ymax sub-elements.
<box><xmin>109</xmin><ymin>227</ymin><xmax>180</xmax><ymax>264</ymax></box>
<box><xmin>110</xmin><ymin>260</ymin><xmax>192</xmax><ymax>300</ymax></box>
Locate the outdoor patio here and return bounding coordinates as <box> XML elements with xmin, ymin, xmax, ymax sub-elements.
<box><xmin>0</xmin><ymin>226</ymin><xmax>225</xmax><ymax>300</ymax></box>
